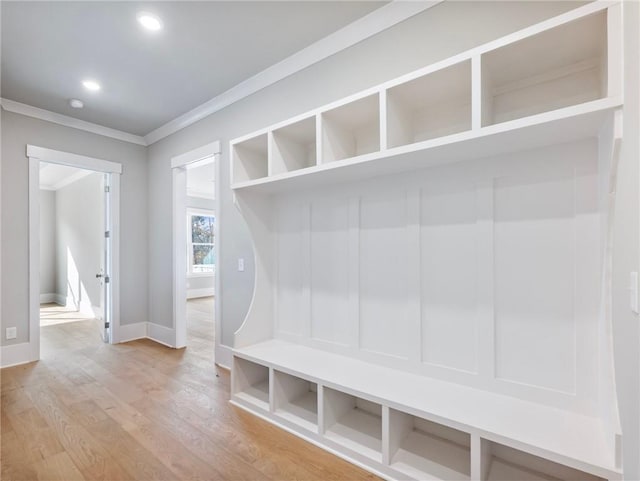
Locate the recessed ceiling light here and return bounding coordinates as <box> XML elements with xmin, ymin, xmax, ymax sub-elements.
<box><xmin>82</xmin><ymin>80</ymin><xmax>101</xmax><ymax>92</ymax></box>
<box><xmin>137</xmin><ymin>12</ymin><xmax>163</xmax><ymax>31</ymax></box>
<box><xmin>69</xmin><ymin>99</ymin><xmax>84</xmax><ymax>109</ymax></box>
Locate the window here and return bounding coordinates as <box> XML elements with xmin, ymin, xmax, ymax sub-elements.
<box><xmin>188</xmin><ymin>210</ymin><xmax>215</xmax><ymax>275</ymax></box>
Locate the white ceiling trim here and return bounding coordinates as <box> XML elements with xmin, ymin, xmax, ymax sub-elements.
<box><xmin>41</xmin><ymin>168</ymin><xmax>93</xmax><ymax>191</ymax></box>
<box><xmin>2</xmin><ymin>98</ymin><xmax>147</xmax><ymax>146</ymax></box>
<box><xmin>187</xmin><ymin>188</ymin><xmax>215</xmax><ymax>200</ymax></box>
<box><xmin>144</xmin><ymin>0</ymin><xmax>442</xmax><ymax>145</ymax></box>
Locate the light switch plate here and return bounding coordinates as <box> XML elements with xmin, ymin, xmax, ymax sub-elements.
<box><xmin>6</xmin><ymin>327</ymin><xmax>17</xmax><ymax>340</ymax></box>
<box><xmin>238</xmin><ymin>258</ymin><xmax>245</xmax><ymax>272</ymax></box>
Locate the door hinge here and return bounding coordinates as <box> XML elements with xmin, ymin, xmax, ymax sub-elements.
<box><xmin>104</xmin><ymin>185</ymin><xmax>110</xmax><ymax>193</ymax></box>
<box><xmin>104</xmin><ymin>322</ymin><xmax>110</xmax><ymax>328</ymax></box>
<box><xmin>105</xmin><ymin>231</ymin><xmax>110</xmax><ymax>238</ymax></box>
<box><xmin>104</xmin><ymin>276</ymin><xmax>110</xmax><ymax>284</ymax></box>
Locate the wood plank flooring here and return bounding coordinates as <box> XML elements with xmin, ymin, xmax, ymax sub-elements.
<box><xmin>2</xmin><ymin>299</ymin><xmax>378</xmax><ymax>481</ymax></box>
<box><xmin>40</xmin><ymin>304</ymin><xmax>95</xmax><ymax>327</ymax></box>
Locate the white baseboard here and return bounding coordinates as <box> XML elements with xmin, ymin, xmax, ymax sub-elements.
<box><xmin>1</xmin><ymin>342</ymin><xmax>36</xmax><ymax>368</ymax></box>
<box><xmin>116</xmin><ymin>322</ymin><xmax>176</xmax><ymax>348</ymax></box>
<box><xmin>147</xmin><ymin>323</ymin><xmax>176</xmax><ymax>348</ymax></box>
<box><xmin>117</xmin><ymin>322</ymin><xmax>147</xmax><ymax>343</ymax></box>
<box><xmin>39</xmin><ymin>293</ymin><xmax>66</xmax><ymax>305</ymax></box>
<box><xmin>215</xmin><ymin>344</ymin><xmax>232</xmax><ymax>370</ymax></box>
<box><xmin>187</xmin><ymin>288</ymin><xmax>215</xmax><ymax>299</ymax></box>
<box><xmin>40</xmin><ymin>293</ymin><xmax>58</xmax><ymax>304</ymax></box>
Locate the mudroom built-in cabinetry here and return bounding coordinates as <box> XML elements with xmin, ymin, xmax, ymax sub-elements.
<box><xmin>230</xmin><ymin>2</ymin><xmax>624</xmax><ymax>480</ymax></box>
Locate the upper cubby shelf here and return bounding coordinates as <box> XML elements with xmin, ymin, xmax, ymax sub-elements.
<box><xmin>270</xmin><ymin>116</ymin><xmax>317</xmax><ymax>176</ymax></box>
<box><xmin>230</xmin><ymin>1</ymin><xmax>620</xmax><ymax>192</ymax></box>
<box><xmin>321</xmin><ymin>93</ymin><xmax>380</xmax><ymax>163</ymax></box>
<box><xmin>386</xmin><ymin>60</ymin><xmax>472</xmax><ymax>149</ymax></box>
<box><xmin>481</xmin><ymin>9</ymin><xmax>607</xmax><ymax>126</ymax></box>
<box><xmin>232</xmin><ymin>133</ymin><xmax>268</xmax><ymax>183</ymax></box>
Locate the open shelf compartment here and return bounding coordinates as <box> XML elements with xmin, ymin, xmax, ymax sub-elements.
<box><xmin>321</xmin><ymin>93</ymin><xmax>380</xmax><ymax>163</ymax></box>
<box><xmin>270</xmin><ymin>116</ymin><xmax>317</xmax><ymax>176</ymax></box>
<box><xmin>386</xmin><ymin>60</ymin><xmax>472</xmax><ymax>149</ymax></box>
<box><xmin>232</xmin><ymin>133</ymin><xmax>269</xmax><ymax>182</ymax></box>
<box><xmin>388</xmin><ymin>409</ymin><xmax>470</xmax><ymax>481</ymax></box>
<box><xmin>481</xmin><ymin>441</ymin><xmax>606</xmax><ymax>481</ymax></box>
<box><xmin>273</xmin><ymin>370</ymin><xmax>318</xmax><ymax>431</ymax></box>
<box><xmin>233</xmin><ymin>357</ymin><xmax>270</xmax><ymax>411</ymax></box>
<box><xmin>323</xmin><ymin>387</ymin><xmax>382</xmax><ymax>462</ymax></box>
<box><xmin>481</xmin><ymin>10</ymin><xmax>607</xmax><ymax>126</ymax></box>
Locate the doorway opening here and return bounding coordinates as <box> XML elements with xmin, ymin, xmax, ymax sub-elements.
<box><xmin>186</xmin><ymin>205</ymin><xmax>215</xmax><ymax>355</ymax></box>
<box><xmin>171</xmin><ymin>141</ymin><xmax>221</xmax><ymax>362</ymax></box>
<box><xmin>27</xmin><ymin>145</ymin><xmax>122</xmax><ymax>363</ymax></box>
<box><xmin>38</xmin><ymin>163</ymin><xmax>106</xmax><ymax>350</ymax></box>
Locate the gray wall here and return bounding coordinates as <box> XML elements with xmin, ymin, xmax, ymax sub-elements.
<box><xmin>39</xmin><ymin>189</ymin><xmax>56</xmax><ymax>296</ymax></box>
<box><xmin>1</xmin><ymin>109</ymin><xmax>148</xmax><ymax>345</ymax></box>
<box><xmin>55</xmin><ymin>172</ymin><xmax>104</xmax><ymax>311</ymax></box>
<box><xmin>146</xmin><ymin>1</ymin><xmax>578</xmax><ymax>346</ymax></box>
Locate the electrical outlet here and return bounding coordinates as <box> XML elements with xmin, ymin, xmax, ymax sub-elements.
<box><xmin>238</xmin><ymin>258</ymin><xmax>245</xmax><ymax>272</ymax></box>
<box><xmin>6</xmin><ymin>327</ymin><xmax>17</xmax><ymax>340</ymax></box>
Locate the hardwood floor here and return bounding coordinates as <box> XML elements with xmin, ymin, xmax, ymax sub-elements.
<box><xmin>1</xmin><ymin>300</ymin><xmax>378</xmax><ymax>481</ymax></box>
<box><xmin>40</xmin><ymin>303</ymin><xmax>95</xmax><ymax>327</ymax></box>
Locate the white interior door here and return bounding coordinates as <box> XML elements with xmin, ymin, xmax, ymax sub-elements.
<box><xmin>98</xmin><ymin>173</ymin><xmax>112</xmax><ymax>342</ymax></box>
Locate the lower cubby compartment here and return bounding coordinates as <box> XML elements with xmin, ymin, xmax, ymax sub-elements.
<box><xmin>233</xmin><ymin>357</ymin><xmax>270</xmax><ymax>410</ymax></box>
<box><xmin>482</xmin><ymin>441</ymin><xmax>606</xmax><ymax>481</ymax></box>
<box><xmin>389</xmin><ymin>409</ymin><xmax>470</xmax><ymax>481</ymax></box>
<box><xmin>273</xmin><ymin>370</ymin><xmax>318</xmax><ymax>431</ymax></box>
<box><xmin>323</xmin><ymin>387</ymin><xmax>383</xmax><ymax>462</ymax></box>
<box><xmin>232</xmin><ymin>341</ymin><xmax>621</xmax><ymax>481</ymax></box>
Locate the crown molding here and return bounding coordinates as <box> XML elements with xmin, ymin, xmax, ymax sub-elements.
<box><xmin>144</xmin><ymin>0</ymin><xmax>442</xmax><ymax>145</ymax></box>
<box><xmin>3</xmin><ymin>2</ymin><xmax>441</xmax><ymax>147</ymax></box>
<box><xmin>1</xmin><ymin>98</ymin><xmax>147</xmax><ymax>146</ymax></box>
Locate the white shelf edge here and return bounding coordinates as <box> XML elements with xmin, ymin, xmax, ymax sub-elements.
<box><xmin>473</xmin><ymin>0</ymin><xmax>615</xmax><ymax>58</ymax></box>
<box><xmin>234</xmin><ymin>390</ymin><xmax>270</xmax><ymax>412</ymax></box>
<box><xmin>230</xmin><ymin>399</ymin><xmax>399</xmax><ymax>481</ymax></box>
<box><xmin>232</xmin><ymin>343</ymin><xmax>622</xmax><ymax>480</ymax></box>
<box><xmin>325</xmin><ymin>410</ymin><xmax>383</xmax><ymax>463</ymax></box>
<box><xmin>274</xmin><ymin>391</ymin><xmax>319</xmax><ymax>432</ymax></box>
<box><xmin>231</xmin><ymin>97</ymin><xmax>622</xmax><ymax>193</ymax></box>
<box><xmin>390</xmin><ymin>430</ymin><xmax>471</xmax><ymax>481</ymax></box>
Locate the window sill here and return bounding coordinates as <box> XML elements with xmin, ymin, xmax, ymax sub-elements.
<box><xmin>187</xmin><ymin>272</ymin><xmax>215</xmax><ymax>279</ymax></box>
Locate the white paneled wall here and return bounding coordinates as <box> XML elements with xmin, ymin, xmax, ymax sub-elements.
<box><xmin>274</xmin><ymin>139</ymin><xmax>600</xmax><ymax>415</ymax></box>
<box><xmin>310</xmin><ymin>198</ymin><xmax>350</xmax><ymax>345</ymax></box>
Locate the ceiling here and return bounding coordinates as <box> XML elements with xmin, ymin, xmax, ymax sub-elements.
<box><xmin>187</xmin><ymin>162</ymin><xmax>215</xmax><ymax>200</ymax></box>
<box><xmin>1</xmin><ymin>2</ymin><xmax>384</xmax><ymax>136</ymax></box>
<box><xmin>40</xmin><ymin>162</ymin><xmax>97</xmax><ymax>191</ymax></box>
